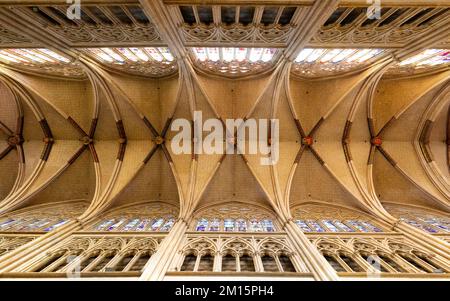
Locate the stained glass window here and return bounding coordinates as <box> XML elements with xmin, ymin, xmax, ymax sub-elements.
<box><xmin>248</xmin><ymin>219</ymin><xmax>263</xmax><ymax>232</ymax></box>
<box><xmin>117</xmin><ymin>48</ymin><xmax>138</xmax><ymax>61</ymax></box>
<box><xmin>346</xmin><ymin>220</ymin><xmax>368</xmax><ymax>232</ymax></box>
<box><xmin>160</xmin><ymin>218</ymin><xmax>175</xmax><ymax>231</ymax></box>
<box><xmin>209</xmin><ymin>219</ymin><xmax>220</xmax><ymax>231</ymax></box>
<box><xmin>27</xmin><ymin>219</ymin><xmax>50</xmax><ymax>230</ymax></box>
<box><xmin>295</xmin><ymin>220</ymin><xmax>312</xmax><ymax>232</ymax></box>
<box><xmin>346</xmin><ymin>220</ymin><xmax>370</xmax><ymax>232</ymax></box>
<box><xmin>95</xmin><ymin>219</ymin><xmax>115</xmax><ymax>231</ymax></box>
<box><xmin>14</xmin><ymin>220</ymin><xmax>30</xmax><ymax>231</ymax></box>
<box><xmin>402</xmin><ymin>218</ymin><xmax>438</xmax><ymax>233</ymax></box>
<box><xmin>333</xmin><ymin>220</ymin><xmax>354</xmax><ymax>232</ymax></box>
<box><xmin>122</xmin><ymin>219</ymin><xmax>140</xmax><ymax>231</ymax></box>
<box><xmin>399</xmin><ymin>49</ymin><xmax>449</xmax><ymax>66</ymax></box>
<box><xmin>107</xmin><ymin>218</ymin><xmax>126</xmax><ymax>231</ymax></box>
<box><xmin>360</xmin><ymin>221</ymin><xmax>383</xmax><ymax>232</ymax></box>
<box><xmin>0</xmin><ymin>219</ymin><xmax>16</xmax><ymax>228</ymax></box>
<box><xmin>150</xmin><ymin>218</ymin><xmax>164</xmax><ymax>231</ymax></box>
<box><xmin>196</xmin><ymin>218</ymin><xmax>208</xmax><ymax>231</ymax></box>
<box><xmin>295</xmin><ymin>48</ymin><xmax>384</xmax><ymax>64</ymax></box>
<box><xmin>101</xmin><ymin>48</ymin><xmax>124</xmax><ymax>62</ymax></box>
<box><xmin>43</xmin><ymin>220</ymin><xmax>68</xmax><ymax>232</ymax></box>
<box><xmin>322</xmin><ymin>220</ymin><xmax>340</xmax><ymax>232</ymax></box>
<box><xmin>130</xmin><ymin>47</ymin><xmax>150</xmax><ymax>61</ymax></box>
<box><xmin>261</xmin><ymin>220</ymin><xmax>275</xmax><ymax>232</ymax></box>
<box><xmin>305</xmin><ymin>49</ymin><xmax>326</xmax><ymax>62</ymax></box>
<box><xmin>85</xmin><ymin>47</ymin><xmax>174</xmax><ymax>64</ymax></box>
<box><xmin>249</xmin><ymin>48</ymin><xmax>263</xmax><ymax>62</ymax></box>
<box><xmin>207</xmin><ymin>47</ymin><xmax>220</xmax><ymax>61</ymax></box>
<box><xmin>157</xmin><ymin>47</ymin><xmax>174</xmax><ymax>61</ymax></box>
<box><xmin>222</xmin><ymin>48</ymin><xmax>234</xmax><ymax>62</ymax></box>
<box><xmin>236</xmin><ymin>219</ymin><xmax>247</xmax><ymax>232</ymax></box>
<box><xmin>418</xmin><ymin>217</ymin><xmax>450</xmax><ymax>233</ymax></box>
<box><xmin>307</xmin><ymin>220</ymin><xmax>325</xmax><ymax>232</ymax></box>
<box><xmin>191</xmin><ymin>47</ymin><xmax>277</xmax><ymax>63</ymax></box>
<box><xmin>136</xmin><ymin>219</ymin><xmax>151</xmax><ymax>231</ymax></box>
<box><xmin>224</xmin><ymin>219</ymin><xmax>235</xmax><ymax>232</ymax></box>
<box><xmin>235</xmin><ymin>48</ymin><xmax>247</xmax><ymax>61</ymax></box>
<box><xmin>0</xmin><ymin>49</ymin><xmax>71</xmax><ymax>64</ymax></box>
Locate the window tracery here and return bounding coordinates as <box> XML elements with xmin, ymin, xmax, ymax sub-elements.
<box><xmin>89</xmin><ymin>203</ymin><xmax>179</xmax><ymax>232</ymax></box>
<box><xmin>175</xmin><ymin>5</ymin><xmax>301</xmax><ymax>48</ymax></box>
<box><xmin>0</xmin><ymin>202</ymin><xmax>88</xmax><ymax>233</ymax></box>
<box><xmin>177</xmin><ymin>234</ymin><xmax>300</xmax><ymax>273</ymax></box>
<box><xmin>311</xmin><ymin>236</ymin><xmax>449</xmax><ymax>275</ymax></box>
<box><xmin>385</xmin><ymin>49</ymin><xmax>450</xmax><ymax>77</ymax></box>
<box><xmin>384</xmin><ymin>204</ymin><xmax>450</xmax><ymax>234</ymax></box>
<box><xmin>0</xmin><ymin>48</ymin><xmax>84</xmax><ymax>78</ymax></box>
<box><xmin>190</xmin><ymin>47</ymin><xmax>279</xmax><ymax>77</ymax></box>
<box><xmin>291</xmin><ymin>48</ymin><xmax>385</xmax><ymax>78</ymax></box>
<box><xmin>82</xmin><ymin>47</ymin><xmax>177</xmax><ymax>77</ymax></box>
<box><xmin>192</xmin><ymin>203</ymin><xmax>278</xmax><ymax>233</ymax></box>
<box><xmin>0</xmin><ymin>235</ymin><xmax>38</xmax><ymax>257</ymax></box>
<box><xmin>310</xmin><ymin>7</ymin><xmax>450</xmax><ymax>48</ymax></box>
<box><xmin>31</xmin><ymin>235</ymin><xmax>160</xmax><ymax>274</ymax></box>
<box><xmin>292</xmin><ymin>204</ymin><xmax>385</xmax><ymax>233</ymax></box>
<box><xmin>15</xmin><ymin>5</ymin><xmax>163</xmax><ymax>47</ymax></box>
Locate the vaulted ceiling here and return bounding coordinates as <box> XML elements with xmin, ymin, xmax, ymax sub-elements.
<box><xmin>0</xmin><ymin>0</ymin><xmax>448</xmax><ymax>227</ymax></box>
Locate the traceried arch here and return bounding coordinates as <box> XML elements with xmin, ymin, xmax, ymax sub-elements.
<box><xmin>190</xmin><ymin>47</ymin><xmax>280</xmax><ymax>78</ymax></box>
<box><xmin>177</xmin><ymin>235</ymin><xmax>300</xmax><ymax>273</ymax></box>
<box><xmin>312</xmin><ymin>237</ymin><xmax>450</xmax><ymax>275</ymax></box>
<box><xmin>0</xmin><ymin>201</ymin><xmax>88</xmax><ymax>232</ymax></box>
<box><xmin>291</xmin><ymin>203</ymin><xmax>386</xmax><ymax>233</ymax></box>
<box><xmin>31</xmin><ymin>236</ymin><xmax>159</xmax><ymax>274</ymax></box>
<box><xmin>384</xmin><ymin>203</ymin><xmax>450</xmax><ymax>234</ymax></box>
<box><xmin>258</xmin><ymin>238</ymin><xmax>297</xmax><ymax>273</ymax></box>
<box><xmin>180</xmin><ymin>237</ymin><xmax>217</xmax><ymax>272</ymax></box>
<box><xmin>0</xmin><ymin>235</ymin><xmax>37</xmax><ymax>257</ymax></box>
<box><xmin>87</xmin><ymin>202</ymin><xmax>179</xmax><ymax>232</ymax></box>
<box><xmin>191</xmin><ymin>202</ymin><xmax>279</xmax><ymax>233</ymax></box>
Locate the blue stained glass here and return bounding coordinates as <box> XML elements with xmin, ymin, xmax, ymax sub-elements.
<box><xmin>208</xmin><ymin>219</ymin><xmax>220</xmax><ymax>231</ymax></box>
<box><xmin>249</xmin><ymin>219</ymin><xmax>263</xmax><ymax>232</ymax></box>
<box><xmin>420</xmin><ymin>217</ymin><xmax>450</xmax><ymax>232</ymax></box>
<box><xmin>295</xmin><ymin>220</ymin><xmax>312</xmax><ymax>232</ymax></box>
<box><xmin>32</xmin><ymin>220</ymin><xmax>51</xmax><ymax>230</ymax></box>
<box><xmin>123</xmin><ymin>218</ymin><xmax>140</xmax><ymax>231</ymax></box>
<box><xmin>333</xmin><ymin>220</ymin><xmax>354</xmax><ymax>232</ymax></box>
<box><xmin>44</xmin><ymin>219</ymin><xmax>68</xmax><ymax>232</ymax></box>
<box><xmin>107</xmin><ymin>218</ymin><xmax>126</xmax><ymax>231</ymax></box>
<box><xmin>196</xmin><ymin>218</ymin><xmax>208</xmax><ymax>231</ymax></box>
<box><xmin>21</xmin><ymin>219</ymin><xmax>44</xmax><ymax>231</ymax></box>
<box><xmin>0</xmin><ymin>219</ymin><xmax>16</xmax><ymax>228</ymax></box>
<box><xmin>346</xmin><ymin>220</ymin><xmax>368</xmax><ymax>232</ymax></box>
<box><xmin>13</xmin><ymin>219</ymin><xmax>32</xmax><ymax>231</ymax></box>
<box><xmin>5</xmin><ymin>220</ymin><xmax>26</xmax><ymax>231</ymax></box>
<box><xmin>236</xmin><ymin>219</ymin><xmax>247</xmax><ymax>232</ymax></box>
<box><xmin>360</xmin><ymin>221</ymin><xmax>382</xmax><ymax>232</ymax></box>
<box><xmin>96</xmin><ymin>219</ymin><xmax>115</xmax><ymax>231</ymax></box>
<box><xmin>262</xmin><ymin>220</ymin><xmax>275</xmax><ymax>232</ymax></box>
<box><xmin>403</xmin><ymin>218</ymin><xmax>438</xmax><ymax>233</ymax></box>
<box><xmin>136</xmin><ymin>219</ymin><xmax>151</xmax><ymax>231</ymax></box>
<box><xmin>224</xmin><ymin>219</ymin><xmax>235</xmax><ymax>232</ymax></box>
<box><xmin>421</xmin><ymin>225</ymin><xmax>439</xmax><ymax>233</ymax></box>
<box><xmin>322</xmin><ymin>220</ymin><xmax>339</xmax><ymax>232</ymax></box>
<box><xmin>307</xmin><ymin>220</ymin><xmax>325</xmax><ymax>232</ymax></box>
<box><xmin>150</xmin><ymin>218</ymin><xmax>164</xmax><ymax>231</ymax></box>
<box><xmin>160</xmin><ymin>218</ymin><xmax>175</xmax><ymax>231</ymax></box>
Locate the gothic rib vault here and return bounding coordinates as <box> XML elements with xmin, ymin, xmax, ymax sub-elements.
<box><xmin>0</xmin><ymin>0</ymin><xmax>448</xmax><ymax>280</ymax></box>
